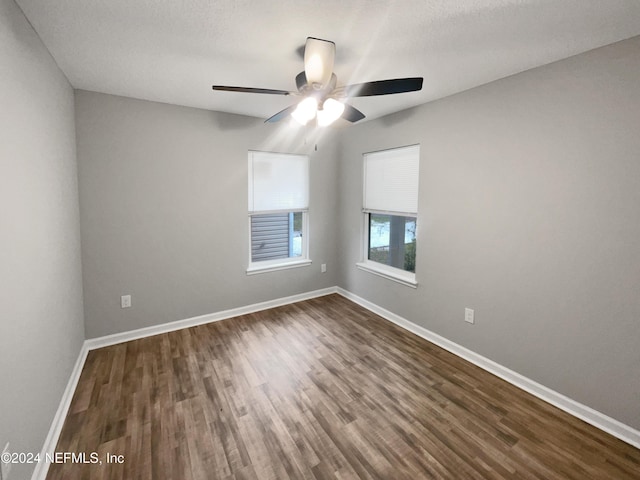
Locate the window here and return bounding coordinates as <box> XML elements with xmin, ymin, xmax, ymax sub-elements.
<box><xmin>247</xmin><ymin>151</ymin><xmax>310</xmax><ymax>274</ymax></box>
<box><xmin>368</xmin><ymin>213</ymin><xmax>416</xmax><ymax>272</ymax></box>
<box><xmin>357</xmin><ymin>144</ymin><xmax>420</xmax><ymax>287</ymax></box>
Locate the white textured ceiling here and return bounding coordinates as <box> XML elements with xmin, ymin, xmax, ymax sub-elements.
<box><xmin>15</xmin><ymin>0</ymin><xmax>640</xmax><ymax>122</ymax></box>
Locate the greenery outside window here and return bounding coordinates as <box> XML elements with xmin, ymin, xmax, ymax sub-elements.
<box><xmin>368</xmin><ymin>213</ymin><xmax>416</xmax><ymax>272</ymax></box>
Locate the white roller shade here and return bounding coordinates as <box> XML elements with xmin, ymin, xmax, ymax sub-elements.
<box><xmin>363</xmin><ymin>144</ymin><xmax>420</xmax><ymax>214</ymax></box>
<box><xmin>249</xmin><ymin>151</ymin><xmax>309</xmax><ymax>213</ymax></box>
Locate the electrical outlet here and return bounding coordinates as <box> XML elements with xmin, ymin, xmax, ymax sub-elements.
<box><xmin>121</xmin><ymin>295</ymin><xmax>132</xmax><ymax>308</ymax></box>
<box><xmin>465</xmin><ymin>308</ymin><xmax>475</xmax><ymax>324</ymax></box>
<box><xmin>1</xmin><ymin>442</ymin><xmax>11</xmax><ymax>480</ymax></box>
<box><xmin>321</xmin><ymin>263</ymin><xmax>327</xmax><ymax>273</ymax></box>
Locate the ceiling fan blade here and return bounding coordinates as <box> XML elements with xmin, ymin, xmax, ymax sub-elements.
<box><xmin>340</xmin><ymin>77</ymin><xmax>423</xmax><ymax>97</ymax></box>
<box><xmin>212</xmin><ymin>85</ymin><xmax>293</xmax><ymax>96</ymax></box>
<box><xmin>342</xmin><ymin>104</ymin><xmax>365</xmax><ymax>123</ymax></box>
<box><xmin>304</xmin><ymin>37</ymin><xmax>335</xmax><ymax>89</ymax></box>
<box><xmin>264</xmin><ymin>105</ymin><xmax>297</xmax><ymax>123</ymax></box>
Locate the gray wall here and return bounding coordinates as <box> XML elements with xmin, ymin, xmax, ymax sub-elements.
<box><xmin>0</xmin><ymin>0</ymin><xmax>85</xmax><ymax>478</ymax></box>
<box><xmin>338</xmin><ymin>37</ymin><xmax>640</xmax><ymax>430</ymax></box>
<box><xmin>75</xmin><ymin>91</ymin><xmax>339</xmax><ymax>338</ymax></box>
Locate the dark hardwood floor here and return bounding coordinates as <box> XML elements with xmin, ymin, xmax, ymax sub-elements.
<box><xmin>47</xmin><ymin>294</ymin><xmax>640</xmax><ymax>479</ymax></box>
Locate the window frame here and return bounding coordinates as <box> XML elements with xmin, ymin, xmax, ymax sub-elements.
<box><xmin>357</xmin><ymin>145</ymin><xmax>419</xmax><ymax>288</ymax></box>
<box><xmin>246</xmin><ymin>151</ymin><xmax>311</xmax><ymax>275</ymax></box>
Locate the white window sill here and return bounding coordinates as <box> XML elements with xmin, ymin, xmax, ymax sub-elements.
<box><xmin>356</xmin><ymin>261</ymin><xmax>418</xmax><ymax>288</ymax></box>
<box><xmin>247</xmin><ymin>259</ymin><xmax>312</xmax><ymax>275</ymax></box>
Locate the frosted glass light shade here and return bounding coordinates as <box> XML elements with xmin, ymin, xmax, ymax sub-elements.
<box><xmin>304</xmin><ymin>37</ymin><xmax>335</xmax><ymax>88</ymax></box>
<box><xmin>291</xmin><ymin>97</ymin><xmax>318</xmax><ymax>125</ymax></box>
<box><xmin>317</xmin><ymin>98</ymin><xmax>345</xmax><ymax>126</ymax></box>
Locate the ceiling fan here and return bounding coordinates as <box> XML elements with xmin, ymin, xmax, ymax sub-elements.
<box><xmin>212</xmin><ymin>37</ymin><xmax>423</xmax><ymax>126</ymax></box>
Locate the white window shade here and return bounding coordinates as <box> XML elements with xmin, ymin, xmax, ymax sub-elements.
<box><xmin>249</xmin><ymin>151</ymin><xmax>309</xmax><ymax>213</ymax></box>
<box><xmin>363</xmin><ymin>145</ymin><xmax>420</xmax><ymax>214</ymax></box>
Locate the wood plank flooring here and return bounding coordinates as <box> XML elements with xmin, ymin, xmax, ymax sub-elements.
<box><xmin>47</xmin><ymin>294</ymin><xmax>640</xmax><ymax>479</ymax></box>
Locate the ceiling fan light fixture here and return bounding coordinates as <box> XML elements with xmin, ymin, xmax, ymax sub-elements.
<box><xmin>317</xmin><ymin>98</ymin><xmax>345</xmax><ymax>126</ymax></box>
<box><xmin>304</xmin><ymin>37</ymin><xmax>335</xmax><ymax>88</ymax></box>
<box><xmin>291</xmin><ymin>97</ymin><xmax>318</xmax><ymax>125</ymax></box>
<box><xmin>306</xmin><ymin>55</ymin><xmax>325</xmax><ymax>88</ymax></box>
<box><xmin>212</xmin><ymin>37</ymin><xmax>422</xmax><ymax>126</ymax></box>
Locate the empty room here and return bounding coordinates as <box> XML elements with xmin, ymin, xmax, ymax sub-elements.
<box><xmin>2</xmin><ymin>0</ymin><xmax>640</xmax><ymax>479</ymax></box>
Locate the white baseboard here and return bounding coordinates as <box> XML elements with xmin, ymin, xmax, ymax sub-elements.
<box><xmin>31</xmin><ymin>343</ymin><xmax>89</xmax><ymax>480</ymax></box>
<box><xmin>34</xmin><ymin>284</ymin><xmax>638</xmax><ymax>480</ymax></box>
<box><xmin>336</xmin><ymin>287</ymin><xmax>640</xmax><ymax>449</ymax></box>
<box><xmin>86</xmin><ymin>286</ymin><xmax>338</xmax><ymax>351</ymax></box>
